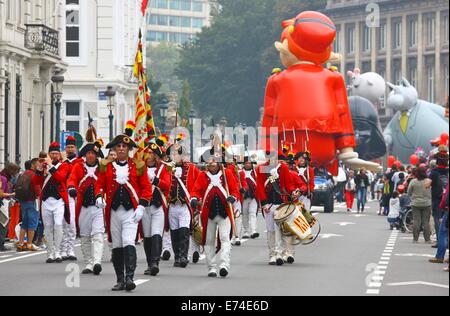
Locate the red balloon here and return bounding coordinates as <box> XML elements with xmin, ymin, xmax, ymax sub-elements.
<box><xmin>440</xmin><ymin>132</ymin><xmax>449</xmax><ymax>145</ymax></box>
<box><xmin>410</xmin><ymin>154</ymin><xmax>419</xmax><ymax>166</ymax></box>
<box><xmin>388</xmin><ymin>156</ymin><xmax>396</xmax><ymax>168</ymax></box>
<box><xmin>394</xmin><ymin>161</ymin><xmax>402</xmax><ymax>168</ymax></box>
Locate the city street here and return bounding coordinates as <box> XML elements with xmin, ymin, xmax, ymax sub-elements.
<box><xmin>0</xmin><ymin>200</ymin><xmax>448</xmax><ymax>296</ymax></box>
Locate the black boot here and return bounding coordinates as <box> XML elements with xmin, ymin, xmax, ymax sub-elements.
<box><xmin>124</xmin><ymin>246</ymin><xmax>137</xmax><ymax>292</ymax></box>
<box><xmin>171</xmin><ymin>230</ymin><xmax>181</xmax><ymax>267</ymax></box>
<box><xmin>150</xmin><ymin>235</ymin><xmax>162</xmax><ymax>276</ymax></box>
<box><xmin>111</xmin><ymin>248</ymin><xmax>125</xmax><ymax>291</ymax></box>
<box><xmin>178</xmin><ymin>228</ymin><xmax>190</xmax><ymax>268</ymax></box>
<box><xmin>143</xmin><ymin>238</ymin><xmax>153</xmax><ymax>275</ymax></box>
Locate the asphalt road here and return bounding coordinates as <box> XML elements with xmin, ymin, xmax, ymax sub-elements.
<box><xmin>0</xmin><ymin>200</ymin><xmax>448</xmax><ymax>296</ymax></box>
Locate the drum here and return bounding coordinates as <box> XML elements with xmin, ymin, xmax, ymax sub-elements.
<box><xmin>274</xmin><ymin>203</ymin><xmax>312</xmax><ymax>241</ymax></box>
<box><xmin>193</xmin><ymin>224</ymin><xmax>203</xmax><ymax>246</ymax></box>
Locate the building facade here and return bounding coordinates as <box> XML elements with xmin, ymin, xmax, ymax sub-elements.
<box><xmin>324</xmin><ymin>0</ymin><xmax>449</xmax><ymax>127</ymax></box>
<box><xmin>146</xmin><ymin>0</ymin><xmax>212</xmax><ymax>45</ymax></box>
<box><xmin>61</xmin><ymin>0</ymin><xmax>142</xmax><ymax>145</ymax></box>
<box><xmin>0</xmin><ymin>0</ymin><xmax>66</xmax><ymax>168</ymax></box>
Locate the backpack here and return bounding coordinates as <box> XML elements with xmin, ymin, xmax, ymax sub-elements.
<box><xmin>15</xmin><ymin>172</ymin><xmax>35</xmax><ymax>201</ymax></box>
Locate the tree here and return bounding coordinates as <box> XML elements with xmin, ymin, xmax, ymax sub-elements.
<box><xmin>176</xmin><ymin>0</ymin><xmax>326</xmax><ymax>126</ymax></box>
<box><xmin>178</xmin><ymin>80</ymin><xmax>192</xmax><ymax>122</ymax></box>
<box><xmin>147</xmin><ymin>42</ymin><xmax>182</xmax><ymax>94</ymax></box>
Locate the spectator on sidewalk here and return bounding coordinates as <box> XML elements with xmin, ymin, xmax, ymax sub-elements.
<box><xmin>0</xmin><ymin>163</ymin><xmax>20</xmax><ymax>252</ymax></box>
<box><xmin>392</xmin><ymin>165</ymin><xmax>408</xmax><ymax>192</ymax></box>
<box><xmin>388</xmin><ymin>191</ymin><xmax>401</xmax><ymax>230</ymax></box>
<box><xmin>429</xmin><ymin>182</ymin><xmax>449</xmax><ymax>266</ymax></box>
<box><xmin>380</xmin><ymin>175</ymin><xmax>391</xmax><ymax>216</ymax></box>
<box><xmin>355</xmin><ymin>168</ymin><xmax>370</xmax><ymax>213</ymax></box>
<box><xmin>344</xmin><ymin>170</ymin><xmax>356</xmax><ymax>213</ymax></box>
<box><xmin>16</xmin><ymin>158</ymin><xmax>43</xmax><ymax>252</ymax></box>
<box><xmin>408</xmin><ymin>166</ymin><xmax>432</xmax><ymax>244</ymax></box>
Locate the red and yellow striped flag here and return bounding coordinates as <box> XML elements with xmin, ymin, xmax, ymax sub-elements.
<box><xmin>133</xmin><ymin>29</ymin><xmax>156</xmax><ymax>156</ymax></box>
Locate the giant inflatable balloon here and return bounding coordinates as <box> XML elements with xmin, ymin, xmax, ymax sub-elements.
<box><xmin>383</xmin><ymin>78</ymin><xmax>449</xmax><ymax>163</ymax></box>
<box><xmin>348</xmin><ymin>96</ymin><xmax>387</xmax><ymax>161</ymax></box>
<box><xmin>347</xmin><ymin>68</ymin><xmax>386</xmax><ymax>105</ymax></box>
<box><xmin>261</xmin><ymin>11</ymin><xmax>380</xmax><ymax>175</ymax></box>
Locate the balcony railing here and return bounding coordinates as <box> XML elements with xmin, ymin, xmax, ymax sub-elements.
<box><xmin>25</xmin><ymin>24</ymin><xmax>59</xmax><ymax>56</ymax></box>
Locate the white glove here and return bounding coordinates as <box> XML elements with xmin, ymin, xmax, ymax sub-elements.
<box><xmin>174</xmin><ymin>167</ymin><xmax>183</xmax><ymax>178</ymax></box>
<box><xmin>96</xmin><ymin>197</ymin><xmax>106</xmax><ymax>209</ymax></box>
<box><xmin>270</xmin><ymin>168</ymin><xmax>279</xmax><ymax>179</ymax></box>
<box><xmin>133</xmin><ymin>205</ymin><xmax>145</xmax><ymax>223</ymax></box>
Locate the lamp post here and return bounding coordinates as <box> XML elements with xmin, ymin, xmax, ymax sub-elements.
<box><xmin>105</xmin><ymin>86</ymin><xmax>116</xmax><ymax>142</ymax></box>
<box><xmin>159</xmin><ymin>98</ymin><xmax>169</xmax><ymax>134</ymax></box>
<box><xmin>51</xmin><ymin>73</ymin><xmax>64</xmax><ymax>142</ymax></box>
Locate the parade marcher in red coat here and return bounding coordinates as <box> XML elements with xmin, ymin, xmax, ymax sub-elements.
<box><xmin>37</xmin><ymin>142</ymin><xmax>71</xmax><ymax>264</ymax></box>
<box><xmin>293</xmin><ymin>152</ymin><xmax>315</xmax><ymax>211</ymax></box>
<box><xmin>141</xmin><ymin>135</ymin><xmax>171</xmax><ymax>276</ymax></box>
<box><xmin>256</xmin><ymin>152</ymin><xmax>299</xmax><ymax>266</ymax></box>
<box><xmin>190</xmin><ymin>147</ymin><xmax>240</xmax><ymax>278</ymax></box>
<box><xmin>95</xmin><ymin>123</ymin><xmax>152</xmax><ymax>292</ymax></box>
<box><xmin>226</xmin><ymin>157</ymin><xmax>248</xmax><ymax>246</ymax></box>
<box><xmin>61</xmin><ymin>135</ymin><xmax>83</xmax><ymax>262</ymax></box>
<box><xmin>166</xmin><ymin>138</ymin><xmax>200</xmax><ymax>268</ymax></box>
<box><xmin>241</xmin><ymin>155</ymin><xmax>260</xmax><ymax>239</ymax></box>
<box><xmin>67</xmin><ymin>127</ymin><xmax>104</xmax><ymax>275</ymax></box>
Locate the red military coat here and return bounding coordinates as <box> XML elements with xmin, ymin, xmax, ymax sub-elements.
<box><xmin>190</xmin><ymin>168</ymin><xmax>240</xmax><ymax>245</ymax></box>
<box><xmin>169</xmin><ymin>162</ymin><xmax>201</xmax><ymax>217</ymax></box>
<box><xmin>291</xmin><ymin>166</ymin><xmax>315</xmax><ymax>195</ymax></box>
<box><xmin>95</xmin><ymin>159</ymin><xmax>152</xmax><ymax>242</ymax></box>
<box><xmin>36</xmin><ymin>161</ymin><xmax>71</xmax><ymax>223</ymax></box>
<box><xmin>256</xmin><ymin>161</ymin><xmax>296</xmax><ymax>206</ymax></box>
<box><xmin>67</xmin><ymin>161</ymin><xmax>100</xmax><ymax>233</ymax></box>
<box><xmin>242</xmin><ymin>168</ymin><xmax>258</xmax><ymax>201</ymax></box>
<box><xmin>226</xmin><ymin>164</ymin><xmax>248</xmax><ymax>204</ymax></box>
<box><xmin>262</xmin><ymin>64</ymin><xmax>356</xmax><ymax>175</ymax></box>
<box><xmin>147</xmin><ymin>162</ymin><xmax>172</xmax><ymax>232</ymax></box>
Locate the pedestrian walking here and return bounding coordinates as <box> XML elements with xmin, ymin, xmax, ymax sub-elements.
<box><xmin>355</xmin><ymin>168</ymin><xmax>370</xmax><ymax>213</ymax></box>
<box><xmin>408</xmin><ymin>166</ymin><xmax>432</xmax><ymax>243</ymax></box>
<box><xmin>344</xmin><ymin>170</ymin><xmax>356</xmax><ymax>213</ymax></box>
<box><xmin>0</xmin><ymin>163</ymin><xmax>20</xmax><ymax>252</ymax></box>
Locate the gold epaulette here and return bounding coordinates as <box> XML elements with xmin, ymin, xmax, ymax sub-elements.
<box><xmin>328</xmin><ymin>66</ymin><xmax>339</xmax><ymax>72</ymax></box>
<box><xmin>133</xmin><ymin>158</ymin><xmax>146</xmax><ymax>176</ymax></box>
<box><xmin>99</xmin><ymin>159</ymin><xmax>113</xmax><ymax>173</ymax></box>
<box><xmin>272</xmin><ymin>68</ymin><xmax>282</xmax><ymax>75</ymax></box>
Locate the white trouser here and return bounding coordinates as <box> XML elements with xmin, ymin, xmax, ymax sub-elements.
<box><xmin>162</xmin><ymin>231</ymin><xmax>172</xmax><ymax>253</ymax></box>
<box><xmin>80</xmin><ymin>234</ymin><xmax>104</xmax><ymax>270</ymax></box>
<box><xmin>233</xmin><ymin>201</ymin><xmax>242</xmax><ymax>240</ymax></box>
<box><xmin>169</xmin><ymin>203</ymin><xmax>191</xmax><ymax>230</ymax></box>
<box><xmin>189</xmin><ymin>236</ymin><xmax>201</xmax><ymax>258</ymax></box>
<box><xmin>42</xmin><ymin>198</ymin><xmax>65</xmax><ymax>259</ymax></box>
<box><xmin>264</xmin><ymin>204</ymin><xmax>283</xmax><ymax>259</ymax></box>
<box><xmin>205</xmin><ymin>216</ymin><xmax>232</xmax><ymax>273</ymax></box>
<box><xmin>242</xmin><ymin>198</ymin><xmax>258</xmax><ymax>235</ymax></box>
<box><xmin>142</xmin><ymin>205</ymin><xmax>165</xmax><ymax>238</ymax></box>
<box><xmin>110</xmin><ymin>206</ymin><xmax>138</xmax><ymax>249</ymax></box>
<box><xmin>299</xmin><ymin>195</ymin><xmax>311</xmax><ymax>211</ymax></box>
<box><xmin>282</xmin><ymin>235</ymin><xmax>296</xmax><ymax>258</ymax></box>
<box><xmin>61</xmin><ymin>197</ymin><xmax>76</xmax><ymax>257</ymax></box>
<box><xmin>79</xmin><ymin>205</ymin><xmax>105</xmax><ymax>237</ymax></box>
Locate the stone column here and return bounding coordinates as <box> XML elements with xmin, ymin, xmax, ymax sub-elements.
<box><xmin>401</xmin><ymin>14</ymin><xmax>408</xmax><ymax>78</ymax></box>
<box><xmin>417</xmin><ymin>13</ymin><xmax>425</xmax><ymax>100</ymax></box>
<box><xmin>355</xmin><ymin>22</ymin><xmax>361</xmax><ymax>68</ymax></box>
<box><xmin>435</xmin><ymin>11</ymin><xmax>442</xmax><ymax>104</ymax></box>
<box><xmin>0</xmin><ymin>74</ymin><xmax>6</xmax><ymax>169</ymax></box>
<box><xmin>371</xmin><ymin>24</ymin><xmax>377</xmax><ymax>71</ymax></box>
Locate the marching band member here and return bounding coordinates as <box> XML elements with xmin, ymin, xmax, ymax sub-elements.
<box><xmin>95</xmin><ymin>123</ymin><xmax>152</xmax><ymax>292</ymax></box>
<box><xmin>61</xmin><ymin>136</ymin><xmax>82</xmax><ymax>261</ymax></box>
<box><xmin>190</xmin><ymin>148</ymin><xmax>240</xmax><ymax>278</ymax></box>
<box><xmin>167</xmin><ymin>138</ymin><xmax>200</xmax><ymax>268</ymax></box>
<box><xmin>67</xmin><ymin>127</ymin><xmax>105</xmax><ymax>275</ymax></box>
<box><xmin>227</xmin><ymin>157</ymin><xmax>248</xmax><ymax>246</ymax></box>
<box><xmin>142</xmin><ymin>135</ymin><xmax>171</xmax><ymax>276</ymax></box>
<box><xmin>37</xmin><ymin>142</ymin><xmax>71</xmax><ymax>264</ymax></box>
<box><xmin>241</xmin><ymin>156</ymin><xmax>260</xmax><ymax>239</ymax></box>
<box><xmin>294</xmin><ymin>152</ymin><xmax>315</xmax><ymax>211</ymax></box>
<box><xmin>256</xmin><ymin>151</ymin><xmax>298</xmax><ymax>266</ymax></box>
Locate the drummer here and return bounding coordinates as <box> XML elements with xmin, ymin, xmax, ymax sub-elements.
<box><xmin>292</xmin><ymin>151</ymin><xmax>315</xmax><ymax>211</ymax></box>
<box><xmin>256</xmin><ymin>150</ymin><xmax>299</xmax><ymax>266</ymax></box>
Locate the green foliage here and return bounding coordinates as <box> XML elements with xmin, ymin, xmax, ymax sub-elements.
<box><xmin>178</xmin><ymin>80</ymin><xmax>192</xmax><ymax>121</ymax></box>
<box><xmin>147</xmin><ymin>42</ymin><xmax>182</xmax><ymax>94</ymax></box>
<box><xmin>176</xmin><ymin>0</ymin><xmax>326</xmax><ymax>125</ymax></box>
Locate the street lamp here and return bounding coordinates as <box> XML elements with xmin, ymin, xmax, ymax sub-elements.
<box><xmin>159</xmin><ymin>98</ymin><xmax>169</xmax><ymax>133</ymax></box>
<box><xmin>105</xmin><ymin>86</ymin><xmax>116</xmax><ymax>142</ymax></box>
<box><xmin>51</xmin><ymin>73</ymin><xmax>64</xmax><ymax>142</ymax></box>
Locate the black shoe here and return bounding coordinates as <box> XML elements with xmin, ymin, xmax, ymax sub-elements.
<box><xmin>55</xmin><ymin>257</ymin><xmax>63</xmax><ymax>263</ymax></box>
<box><xmin>93</xmin><ymin>264</ymin><xmax>102</xmax><ymax>276</ymax></box>
<box><xmin>180</xmin><ymin>257</ymin><xmax>189</xmax><ymax>268</ymax></box>
<box><xmin>82</xmin><ymin>268</ymin><xmax>93</xmax><ymax>275</ymax></box>
<box><xmin>161</xmin><ymin>250</ymin><xmax>171</xmax><ymax>261</ymax></box>
<box><xmin>174</xmin><ymin>261</ymin><xmax>181</xmax><ymax>268</ymax></box>
<box><xmin>125</xmin><ymin>278</ymin><xmax>136</xmax><ymax>292</ymax></box>
<box><xmin>67</xmin><ymin>256</ymin><xmax>77</xmax><ymax>261</ymax></box>
<box><xmin>46</xmin><ymin>258</ymin><xmax>55</xmax><ymax>264</ymax></box>
<box><xmin>251</xmin><ymin>233</ymin><xmax>260</xmax><ymax>239</ymax></box>
<box><xmin>144</xmin><ymin>267</ymin><xmax>152</xmax><ymax>275</ymax></box>
<box><xmin>287</xmin><ymin>256</ymin><xmax>295</xmax><ymax>264</ymax></box>
<box><xmin>62</xmin><ymin>256</ymin><xmax>69</xmax><ymax>261</ymax></box>
<box><xmin>208</xmin><ymin>272</ymin><xmax>217</xmax><ymax>278</ymax></box>
<box><xmin>234</xmin><ymin>241</ymin><xmax>241</xmax><ymax>246</ymax></box>
<box><xmin>149</xmin><ymin>235</ymin><xmax>162</xmax><ymax>276</ymax></box>
<box><xmin>219</xmin><ymin>268</ymin><xmax>229</xmax><ymax>278</ymax></box>
<box><xmin>192</xmin><ymin>251</ymin><xmax>200</xmax><ymax>264</ymax></box>
<box><xmin>111</xmin><ymin>248</ymin><xmax>125</xmax><ymax>292</ymax></box>
<box><xmin>276</xmin><ymin>258</ymin><xmax>284</xmax><ymax>266</ymax></box>
<box><xmin>178</xmin><ymin>228</ymin><xmax>191</xmax><ymax>268</ymax></box>
<box><xmin>112</xmin><ymin>281</ymin><xmax>125</xmax><ymax>292</ymax></box>
<box><xmin>242</xmin><ymin>235</ymin><xmax>250</xmax><ymax>239</ymax></box>
<box><xmin>124</xmin><ymin>246</ymin><xmax>137</xmax><ymax>291</ymax></box>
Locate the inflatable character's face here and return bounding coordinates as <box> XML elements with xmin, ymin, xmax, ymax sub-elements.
<box><xmin>347</xmin><ymin>68</ymin><xmax>386</xmax><ymax>104</ymax></box>
<box><xmin>386</xmin><ymin>78</ymin><xmax>418</xmax><ymax>112</ymax></box>
<box><xmin>275</xmin><ymin>39</ymin><xmax>300</xmax><ymax>68</ymax></box>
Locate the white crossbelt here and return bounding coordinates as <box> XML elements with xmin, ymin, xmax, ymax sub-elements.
<box><xmin>42</xmin><ymin>162</ymin><xmax>62</xmax><ymax>192</ymax></box>
<box><xmin>264</xmin><ymin>163</ymin><xmax>281</xmax><ymax>188</ymax></box>
<box><xmin>203</xmin><ymin>171</ymin><xmax>229</xmax><ymax>203</ymax></box>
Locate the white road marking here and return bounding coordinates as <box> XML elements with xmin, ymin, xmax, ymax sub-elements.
<box><xmin>333</xmin><ymin>222</ymin><xmax>356</xmax><ymax>227</ymax></box>
<box><xmin>386</xmin><ymin>281</ymin><xmax>449</xmax><ymax>289</ymax></box>
<box><xmin>372</xmin><ymin>276</ymin><xmax>384</xmax><ymax>281</ymax></box>
<box><xmin>394</xmin><ymin>253</ymin><xmax>435</xmax><ymax>258</ymax></box>
<box><xmin>0</xmin><ymin>255</ymin><xmax>12</xmax><ymax>259</ymax></box>
<box><xmin>135</xmin><ymin>279</ymin><xmax>150</xmax><ymax>287</ymax></box>
<box><xmin>366</xmin><ymin>289</ymin><xmax>380</xmax><ymax>295</ymax></box>
<box><xmin>319</xmin><ymin>234</ymin><xmax>343</xmax><ymax>239</ymax></box>
<box><xmin>0</xmin><ymin>251</ymin><xmax>46</xmax><ymax>264</ymax></box>
<box><xmin>369</xmin><ymin>282</ymin><xmax>382</xmax><ymax>288</ymax></box>
<box><xmin>378</xmin><ymin>261</ymin><xmax>389</xmax><ymax>265</ymax></box>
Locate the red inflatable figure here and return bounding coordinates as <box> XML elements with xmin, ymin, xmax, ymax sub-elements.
<box><xmin>262</xmin><ymin>11</ymin><xmax>380</xmax><ymax>175</ymax></box>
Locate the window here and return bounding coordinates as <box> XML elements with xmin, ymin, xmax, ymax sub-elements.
<box><xmin>333</xmin><ymin>27</ymin><xmax>341</xmax><ymax>53</ymax></box>
<box><xmin>393</xmin><ymin>21</ymin><xmax>402</xmax><ymax>49</ymax></box>
<box><xmin>192</xmin><ymin>1</ymin><xmax>203</xmax><ymax>12</ymax></box>
<box><xmin>444</xmin><ymin>15</ymin><xmax>449</xmax><ymax>44</ymax></box>
<box><xmin>64</xmin><ymin>101</ymin><xmax>81</xmax><ymax>133</ymax></box>
<box><xmin>408</xmin><ymin>18</ymin><xmax>417</xmax><ymax>48</ymax></box>
<box><xmin>180</xmin><ymin>0</ymin><xmax>191</xmax><ymax>10</ymax></box>
<box><xmin>192</xmin><ymin>18</ymin><xmax>203</xmax><ymax>28</ymax></box>
<box><xmin>169</xmin><ymin>16</ymin><xmax>180</xmax><ymax>26</ymax></box>
<box><xmin>409</xmin><ymin>67</ymin><xmax>417</xmax><ymax>88</ymax></box>
<box><xmin>363</xmin><ymin>25</ymin><xmax>371</xmax><ymax>52</ymax></box>
<box><xmin>445</xmin><ymin>64</ymin><xmax>449</xmax><ymax>100</ymax></box>
<box><xmin>393</xmin><ymin>60</ymin><xmax>402</xmax><ymax>85</ymax></box>
<box><xmin>427</xmin><ymin>66</ymin><xmax>435</xmax><ymax>103</ymax></box>
<box><xmin>426</xmin><ymin>16</ymin><xmax>435</xmax><ymax>46</ymax></box>
<box><xmin>347</xmin><ymin>26</ymin><xmax>355</xmax><ymax>54</ymax></box>
<box><xmin>153</xmin><ymin>0</ymin><xmax>168</xmax><ymax>9</ymax></box>
<box><xmin>378</xmin><ymin>22</ymin><xmax>386</xmax><ymax>50</ymax></box>
<box><xmin>170</xmin><ymin>0</ymin><xmax>180</xmax><ymax>10</ymax></box>
<box><xmin>66</xmin><ymin>0</ymin><xmax>80</xmax><ymax>57</ymax></box>
<box><xmin>180</xmin><ymin>17</ymin><xmax>191</xmax><ymax>27</ymax></box>
<box><xmin>6</xmin><ymin>0</ymin><xmax>14</xmax><ymax>21</ymax></box>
